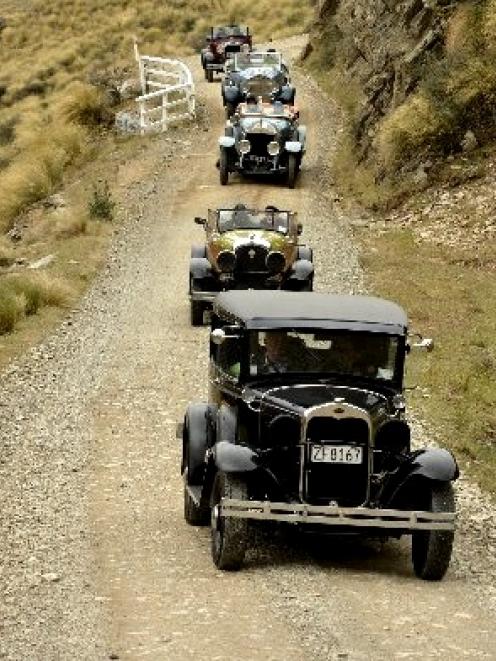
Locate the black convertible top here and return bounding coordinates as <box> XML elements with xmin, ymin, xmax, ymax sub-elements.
<box><xmin>214</xmin><ymin>291</ymin><xmax>408</xmax><ymax>334</ymax></box>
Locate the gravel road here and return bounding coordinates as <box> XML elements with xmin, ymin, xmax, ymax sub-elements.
<box><xmin>1</xmin><ymin>36</ymin><xmax>496</xmax><ymax>660</ymax></box>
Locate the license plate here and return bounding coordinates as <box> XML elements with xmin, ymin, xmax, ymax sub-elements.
<box><xmin>311</xmin><ymin>445</ymin><xmax>363</xmax><ymax>464</ymax></box>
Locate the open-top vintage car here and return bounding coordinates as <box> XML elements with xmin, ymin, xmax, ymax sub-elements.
<box><xmin>181</xmin><ymin>291</ymin><xmax>458</xmax><ymax>579</ymax></box>
<box><xmin>218</xmin><ymin>100</ymin><xmax>306</xmax><ymax>188</ymax></box>
<box><xmin>221</xmin><ymin>51</ymin><xmax>295</xmax><ymax>117</ymax></box>
<box><xmin>189</xmin><ymin>205</ymin><xmax>313</xmax><ymax>325</ymax></box>
<box><xmin>201</xmin><ymin>25</ymin><xmax>252</xmax><ymax>82</ymax></box>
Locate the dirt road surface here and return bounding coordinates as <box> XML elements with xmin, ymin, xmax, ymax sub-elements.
<box><xmin>1</xmin><ymin>37</ymin><xmax>496</xmax><ymax>660</ymax></box>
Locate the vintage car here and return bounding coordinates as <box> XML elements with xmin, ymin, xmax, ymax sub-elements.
<box><xmin>218</xmin><ymin>101</ymin><xmax>306</xmax><ymax>188</ymax></box>
<box><xmin>181</xmin><ymin>291</ymin><xmax>458</xmax><ymax>579</ymax></box>
<box><xmin>221</xmin><ymin>51</ymin><xmax>295</xmax><ymax>117</ymax></box>
<box><xmin>201</xmin><ymin>25</ymin><xmax>252</xmax><ymax>82</ymax></box>
<box><xmin>189</xmin><ymin>205</ymin><xmax>313</xmax><ymax>325</ymax></box>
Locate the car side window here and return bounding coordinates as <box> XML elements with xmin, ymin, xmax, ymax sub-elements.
<box><xmin>216</xmin><ymin>337</ymin><xmax>241</xmax><ymax>379</ymax></box>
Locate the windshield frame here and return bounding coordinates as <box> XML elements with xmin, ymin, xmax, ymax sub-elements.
<box><xmin>243</xmin><ymin>328</ymin><xmax>405</xmax><ymax>388</ymax></box>
<box><xmin>215</xmin><ymin>208</ymin><xmax>291</xmax><ymax>234</ymax></box>
<box><xmin>234</xmin><ymin>51</ymin><xmax>282</xmax><ymax>71</ymax></box>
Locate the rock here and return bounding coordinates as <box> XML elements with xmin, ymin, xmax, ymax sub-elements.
<box><xmin>461</xmin><ymin>130</ymin><xmax>478</xmax><ymax>153</ymax></box>
<box><xmin>115</xmin><ymin>111</ymin><xmax>141</xmax><ymax>134</ymax></box>
<box><xmin>43</xmin><ymin>194</ymin><xmax>66</xmax><ymax>209</ymax></box>
<box><xmin>413</xmin><ymin>164</ymin><xmax>429</xmax><ymax>186</ymax></box>
<box><xmin>42</xmin><ymin>573</ymin><xmax>61</xmax><ymax>583</ymax></box>
<box><xmin>28</xmin><ymin>254</ymin><xmax>56</xmax><ymax>270</ymax></box>
<box><xmin>118</xmin><ymin>78</ymin><xmax>142</xmax><ymax>100</ymax></box>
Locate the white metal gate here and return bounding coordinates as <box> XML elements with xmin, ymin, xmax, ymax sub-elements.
<box><xmin>134</xmin><ymin>43</ymin><xmax>195</xmax><ymax>134</ymax></box>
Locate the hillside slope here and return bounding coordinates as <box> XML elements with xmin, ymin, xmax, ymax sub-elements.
<box><xmin>305</xmin><ymin>0</ymin><xmax>496</xmax><ymax>203</ymax></box>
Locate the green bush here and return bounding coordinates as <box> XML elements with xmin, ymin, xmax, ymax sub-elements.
<box><xmin>88</xmin><ymin>180</ymin><xmax>115</xmax><ymax>220</ymax></box>
<box><xmin>0</xmin><ymin>289</ymin><xmax>21</xmax><ymax>334</ymax></box>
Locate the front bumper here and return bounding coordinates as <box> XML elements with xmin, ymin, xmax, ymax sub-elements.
<box><xmin>220</xmin><ymin>499</ymin><xmax>455</xmax><ymax>531</ymax></box>
<box><xmin>189</xmin><ymin>291</ymin><xmax>218</xmax><ymax>303</ymax></box>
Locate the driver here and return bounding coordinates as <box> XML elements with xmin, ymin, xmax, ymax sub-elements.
<box><xmin>262</xmin><ymin>331</ymin><xmax>292</xmax><ymax>373</ymax></box>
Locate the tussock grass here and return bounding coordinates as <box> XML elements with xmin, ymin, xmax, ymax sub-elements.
<box><xmin>0</xmin><ymin>123</ymin><xmax>87</xmax><ymax>232</ymax></box>
<box><xmin>58</xmin><ymin>82</ymin><xmax>113</xmax><ymax>127</ymax></box>
<box><xmin>0</xmin><ymin>272</ymin><xmax>73</xmax><ymax>335</ymax></box>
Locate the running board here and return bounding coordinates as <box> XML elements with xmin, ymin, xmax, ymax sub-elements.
<box><xmin>220</xmin><ymin>499</ymin><xmax>455</xmax><ymax>531</ymax></box>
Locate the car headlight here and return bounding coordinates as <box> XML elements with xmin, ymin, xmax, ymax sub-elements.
<box><xmin>267</xmin><ymin>141</ymin><xmax>280</xmax><ymax>156</ymax></box>
<box><xmin>266</xmin><ymin>251</ymin><xmax>286</xmax><ymax>273</ymax></box>
<box><xmin>217</xmin><ymin>250</ymin><xmax>236</xmax><ymax>273</ymax></box>
<box><xmin>239</xmin><ymin>139</ymin><xmax>251</xmax><ymax>155</ymax></box>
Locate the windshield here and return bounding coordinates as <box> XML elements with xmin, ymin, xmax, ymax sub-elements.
<box><xmin>249</xmin><ymin>330</ymin><xmax>400</xmax><ymax>382</ymax></box>
<box><xmin>235</xmin><ymin>52</ymin><xmax>281</xmax><ymax>70</ymax></box>
<box><xmin>213</xmin><ymin>26</ymin><xmax>248</xmax><ymax>38</ymax></box>
<box><xmin>217</xmin><ymin>209</ymin><xmax>289</xmax><ymax>234</ymax></box>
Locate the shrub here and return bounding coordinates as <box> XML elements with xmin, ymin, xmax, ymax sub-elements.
<box><xmin>0</xmin><ymin>289</ymin><xmax>20</xmax><ymax>334</ymax></box>
<box><xmin>6</xmin><ymin>276</ymin><xmax>42</xmax><ymax>315</ymax></box>
<box><xmin>88</xmin><ymin>180</ymin><xmax>115</xmax><ymax>220</ymax></box>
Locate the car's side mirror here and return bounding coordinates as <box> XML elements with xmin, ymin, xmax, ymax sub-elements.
<box><xmin>408</xmin><ymin>337</ymin><xmax>434</xmax><ymax>352</ymax></box>
<box><xmin>194</xmin><ymin>217</ymin><xmax>206</xmax><ymax>225</ymax></box>
<box><xmin>297</xmin><ymin>223</ymin><xmax>303</xmax><ymax>235</ymax></box>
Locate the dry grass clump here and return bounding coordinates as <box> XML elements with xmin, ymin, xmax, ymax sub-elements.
<box><xmin>0</xmin><ymin>123</ymin><xmax>87</xmax><ymax>232</ymax></box>
<box><xmin>58</xmin><ymin>82</ymin><xmax>114</xmax><ymax>127</ymax></box>
<box><xmin>0</xmin><ymin>271</ymin><xmax>73</xmax><ymax>335</ymax></box>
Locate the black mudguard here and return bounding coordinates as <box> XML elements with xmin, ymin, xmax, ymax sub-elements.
<box><xmin>289</xmin><ymin>258</ymin><xmax>314</xmax><ymax>282</ymax></box>
<box><xmin>224</xmin><ymin>86</ymin><xmax>240</xmax><ymax>104</ymax></box>
<box><xmin>279</xmin><ymin>85</ymin><xmax>295</xmax><ymax>104</ymax></box>
<box><xmin>385</xmin><ymin>448</ymin><xmax>459</xmax><ymax>510</ymax></box>
<box><xmin>190</xmin><ymin>257</ymin><xmax>212</xmax><ymax>281</ymax></box>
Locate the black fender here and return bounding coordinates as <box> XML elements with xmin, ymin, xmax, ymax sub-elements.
<box><xmin>213</xmin><ymin>441</ymin><xmax>258</xmax><ymax>473</ymax></box>
<box><xmin>297</xmin><ymin>245</ymin><xmax>312</xmax><ymax>262</ymax></box>
<box><xmin>190</xmin><ymin>257</ymin><xmax>212</xmax><ymax>281</ymax></box>
<box><xmin>224</xmin><ymin>86</ymin><xmax>240</xmax><ymax>103</ymax></box>
<box><xmin>203</xmin><ymin>51</ymin><xmax>214</xmax><ymax>63</ymax></box>
<box><xmin>279</xmin><ymin>85</ymin><xmax>295</xmax><ymax>104</ymax></box>
<box><xmin>182</xmin><ymin>403</ymin><xmax>217</xmax><ymax>484</ymax></box>
<box><xmin>191</xmin><ymin>244</ymin><xmax>206</xmax><ymax>259</ymax></box>
<box><xmin>289</xmin><ymin>258</ymin><xmax>314</xmax><ymax>281</ymax></box>
<box><xmin>216</xmin><ymin>404</ymin><xmax>237</xmax><ymax>443</ymax></box>
<box><xmin>385</xmin><ymin>448</ymin><xmax>459</xmax><ymax>509</ymax></box>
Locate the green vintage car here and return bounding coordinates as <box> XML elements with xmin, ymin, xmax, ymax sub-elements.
<box><xmin>189</xmin><ymin>204</ymin><xmax>314</xmax><ymax>325</ymax></box>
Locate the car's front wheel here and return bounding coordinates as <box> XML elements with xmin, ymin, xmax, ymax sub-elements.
<box><xmin>190</xmin><ymin>299</ymin><xmax>204</xmax><ymax>326</ymax></box>
<box><xmin>207</xmin><ymin>68</ymin><xmax>214</xmax><ymax>83</ymax></box>
<box><xmin>184</xmin><ymin>481</ymin><xmax>210</xmax><ymax>526</ymax></box>
<box><xmin>287</xmin><ymin>153</ymin><xmax>297</xmax><ymax>189</ymax></box>
<box><xmin>225</xmin><ymin>102</ymin><xmax>236</xmax><ymax>119</ymax></box>
<box><xmin>219</xmin><ymin>148</ymin><xmax>229</xmax><ymax>186</ymax></box>
<box><xmin>211</xmin><ymin>471</ymin><xmax>248</xmax><ymax>570</ymax></box>
<box><xmin>411</xmin><ymin>482</ymin><xmax>455</xmax><ymax>580</ymax></box>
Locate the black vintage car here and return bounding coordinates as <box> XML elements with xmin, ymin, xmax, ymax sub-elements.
<box><xmin>181</xmin><ymin>291</ymin><xmax>458</xmax><ymax>578</ymax></box>
<box><xmin>189</xmin><ymin>205</ymin><xmax>313</xmax><ymax>326</ymax></box>
<box><xmin>201</xmin><ymin>25</ymin><xmax>252</xmax><ymax>82</ymax></box>
<box><xmin>222</xmin><ymin>51</ymin><xmax>295</xmax><ymax>117</ymax></box>
<box><xmin>218</xmin><ymin>101</ymin><xmax>306</xmax><ymax>188</ymax></box>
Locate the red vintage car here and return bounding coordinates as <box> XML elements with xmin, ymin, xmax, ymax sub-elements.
<box><xmin>200</xmin><ymin>25</ymin><xmax>252</xmax><ymax>82</ymax></box>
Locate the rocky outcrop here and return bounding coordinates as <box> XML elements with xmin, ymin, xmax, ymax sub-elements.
<box><xmin>305</xmin><ymin>0</ymin><xmax>462</xmax><ymax>168</ymax></box>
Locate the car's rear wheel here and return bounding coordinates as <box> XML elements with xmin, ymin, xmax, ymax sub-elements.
<box><xmin>287</xmin><ymin>154</ymin><xmax>297</xmax><ymax>189</ymax></box>
<box><xmin>211</xmin><ymin>472</ymin><xmax>248</xmax><ymax>570</ymax></box>
<box><xmin>219</xmin><ymin>148</ymin><xmax>229</xmax><ymax>186</ymax></box>
<box><xmin>412</xmin><ymin>482</ymin><xmax>455</xmax><ymax>580</ymax></box>
<box><xmin>207</xmin><ymin>68</ymin><xmax>214</xmax><ymax>83</ymax></box>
